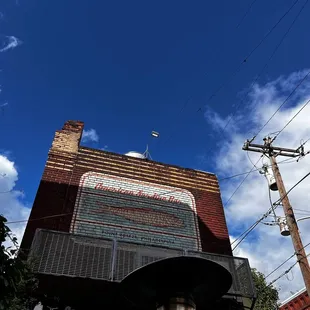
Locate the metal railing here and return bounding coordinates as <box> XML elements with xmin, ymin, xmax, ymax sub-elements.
<box><xmin>29</xmin><ymin>229</ymin><xmax>256</xmax><ymax>300</ymax></box>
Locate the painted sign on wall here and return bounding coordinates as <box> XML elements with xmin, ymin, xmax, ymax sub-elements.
<box><xmin>71</xmin><ymin>172</ymin><xmax>201</xmax><ymax>250</ymax></box>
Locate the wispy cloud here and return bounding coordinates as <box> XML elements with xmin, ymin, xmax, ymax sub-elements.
<box><xmin>81</xmin><ymin>128</ymin><xmax>99</xmax><ymax>143</ymax></box>
<box><xmin>203</xmin><ymin>69</ymin><xmax>310</xmax><ymax>301</ymax></box>
<box><xmin>0</xmin><ymin>35</ymin><xmax>22</xmax><ymax>53</ymax></box>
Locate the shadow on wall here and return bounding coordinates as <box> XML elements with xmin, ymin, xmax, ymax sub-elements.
<box><xmin>21</xmin><ymin>179</ymin><xmax>231</xmax><ymax>256</ymax></box>
<box><xmin>21</xmin><ymin>178</ymin><xmax>235</xmax><ymax>310</ymax></box>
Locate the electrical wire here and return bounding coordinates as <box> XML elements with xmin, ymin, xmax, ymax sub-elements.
<box><xmin>6</xmin><ymin>213</ymin><xmax>73</xmax><ymax>225</ymax></box>
<box><xmin>230</xmin><ymin>153</ymin><xmax>291</xmax><ymax>249</ymax></box>
<box><xmin>224</xmin><ymin>155</ymin><xmax>302</xmax><ymax>211</ymax></box>
<box><xmin>236</xmin><ymin>0</ymin><xmax>258</xmax><ymax>29</ymax></box>
<box><xmin>224</xmin><ymin>156</ymin><xmax>262</xmax><ymax>207</ymax></box>
<box><xmin>157</xmin><ymin>0</ymin><xmax>304</xmax><ymax>154</ymax></box>
<box><xmin>231</xmin><ymin>206</ymin><xmax>276</xmax><ymax>251</ymax></box>
<box><xmin>294</xmin><ymin>208</ymin><xmax>310</xmax><ymax>214</ymax></box>
<box><xmin>224</xmin><ymin>159</ymin><xmax>260</xmax><ymax>207</ymax></box>
<box><xmin>224</xmin><ymin>146</ymin><xmax>297</xmax><ymax>208</ymax></box>
<box><xmin>285</xmin><ymin>269</ymin><xmax>294</xmax><ymax>281</ymax></box>
<box><xmin>246</xmin><ymin>151</ymin><xmax>278</xmax><ymax>220</ymax></box>
<box><xmin>266</xmin><ymin>243</ymin><xmax>310</xmax><ymax>286</ymax></box>
<box><xmin>218</xmin><ymin>157</ymin><xmax>298</xmax><ymax>181</ymax></box>
<box><xmin>246</xmin><ymin>151</ymin><xmax>260</xmax><ymax>169</ymax></box>
<box><xmin>202</xmin><ymin>0</ymin><xmax>301</xmax><ymax>105</ymax></box>
<box><xmin>151</xmin><ymin>146</ymin><xmax>303</xmax><ymax>198</ymax></box>
<box><xmin>231</xmin><ymin>204</ymin><xmax>279</xmax><ymax>248</ymax></box>
<box><xmin>273</xmin><ymin>97</ymin><xmax>310</xmax><ymax>141</ymax></box>
<box><xmin>214</xmin><ymin>0</ymin><xmax>309</xmax><ymax>137</ymax></box>
<box><xmin>273</xmin><ymin>170</ymin><xmax>310</xmax><ymax>206</ymax></box>
<box><xmin>264</xmin><ymin>252</ymin><xmax>296</xmax><ymax>280</ymax></box>
<box><xmin>267</xmin><ymin>263</ymin><xmax>297</xmax><ymax>287</ymax></box>
<box><xmin>242</xmin><ymin>0</ymin><xmax>301</xmax><ymax>62</ymax></box>
<box><xmin>154</xmin><ymin>0</ymin><xmax>262</xmax><ymax>152</ymax></box>
<box><xmin>254</xmin><ymin>69</ymin><xmax>310</xmax><ymax>139</ymax></box>
<box><xmin>301</xmin><ymin>137</ymin><xmax>310</xmax><ymax>146</ymax></box>
<box><xmin>226</xmin><ymin>158</ymin><xmax>310</xmax><ymax>250</ymax></box>
<box><xmin>232</xmin><ymin>221</ymin><xmax>261</xmax><ymax>250</ymax></box>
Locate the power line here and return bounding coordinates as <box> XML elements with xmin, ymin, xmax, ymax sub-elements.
<box><xmin>273</xmin><ymin>170</ymin><xmax>310</xmax><ymax>206</ymax></box>
<box><xmin>223</xmin><ymin>153</ymin><xmax>305</xmax><ymax>208</ymax></box>
<box><xmin>267</xmin><ymin>263</ymin><xmax>298</xmax><ymax>288</ymax></box>
<box><xmin>224</xmin><ymin>156</ymin><xmax>262</xmax><ymax>207</ymax></box>
<box><xmin>224</xmin><ymin>150</ymin><xmax>310</xmax><ymax>207</ymax></box>
<box><xmin>158</xmin><ymin>0</ymin><xmax>302</xmax><ymax>155</ymax></box>
<box><xmin>231</xmin><ymin>206</ymin><xmax>276</xmax><ymax>250</ymax></box>
<box><xmin>198</xmin><ymin>0</ymin><xmax>301</xmax><ymax>109</ymax></box>
<box><xmin>294</xmin><ymin>208</ymin><xmax>310</xmax><ymax>214</ymax></box>
<box><xmin>241</xmin><ymin>0</ymin><xmax>301</xmax><ymax>62</ymax></box>
<box><xmin>301</xmin><ymin>137</ymin><xmax>310</xmax><ymax>147</ymax></box>
<box><xmin>254</xmin><ymin>69</ymin><xmax>310</xmax><ymax>139</ymax></box>
<box><xmin>196</xmin><ymin>0</ymin><xmax>308</xmax><ymax>165</ymax></box>
<box><xmin>218</xmin><ymin>157</ymin><xmax>298</xmax><ymax>181</ymax></box>
<box><xmin>231</xmin><ymin>221</ymin><xmax>261</xmax><ymax>250</ymax></box>
<box><xmin>229</xmin><ymin>0</ymin><xmax>309</xmax><ymax>135</ymax></box>
<box><xmin>154</xmin><ymin>1</ymin><xmax>262</xmax><ymax>152</ymax></box>
<box><xmin>6</xmin><ymin>213</ymin><xmax>73</xmax><ymax>225</ymax></box>
<box><xmin>246</xmin><ymin>151</ymin><xmax>262</xmax><ymax>170</ymax></box>
<box><xmin>264</xmin><ymin>253</ymin><xmax>296</xmax><ymax>280</ymax></box>
<box><xmin>247</xmin><ymin>151</ymin><xmax>278</xmax><ymax>220</ymax></box>
<box><xmin>232</xmin><ymin>167</ymin><xmax>310</xmax><ymax>254</ymax></box>
<box><xmin>266</xmin><ymin>242</ymin><xmax>310</xmax><ymax>286</ymax></box>
<box><xmin>230</xmin><ymin>155</ymin><xmax>302</xmax><ymax>249</ymax></box>
<box><xmin>274</xmin><ymin>97</ymin><xmax>310</xmax><ymax>140</ymax></box>
<box><xmin>236</xmin><ymin>0</ymin><xmax>258</xmax><ymax>29</ymax></box>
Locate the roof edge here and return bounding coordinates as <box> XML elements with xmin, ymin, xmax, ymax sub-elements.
<box><xmin>279</xmin><ymin>287</ymin><xmax>306</xmax><ymax>306</ymax></box>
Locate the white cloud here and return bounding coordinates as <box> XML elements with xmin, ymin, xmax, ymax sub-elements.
<box><xmin>0</xmin><ymin>35</ymin><xmax>22</xmax><ymax>53</ymax></box>
<box><xmin>204</xmin><ymin>69</ymin><xmax>310</xmax><ymax>302</ymax></box>
<box><xmin>81</xmin><ymin>128</ymin><xmax>99</xmax><ymax>143</ymax></box>
<box><xmin>0</xmin><ymin>155</ymin><xmax>30</xmax><ymax>247</ymax></box>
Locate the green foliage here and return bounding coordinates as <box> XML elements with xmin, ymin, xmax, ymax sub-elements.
<box><xmin>0</xmin><ymin>215</ymin><xmax>38</xmax><ymax>310</ymax></box>
<box><xmin>252</xmin><ymin>268</ymin><xmax>279</xmax><ymax>310</ymax></box>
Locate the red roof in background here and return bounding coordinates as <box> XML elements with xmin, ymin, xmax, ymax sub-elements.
<box><xmin>279</xmin><ymin>288</ymin><xmax>310</xmax><ymax>310</ymax></box>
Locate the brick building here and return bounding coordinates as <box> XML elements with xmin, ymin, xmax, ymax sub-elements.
<box><xmin>21</xmin><ymin>120</ymin><xmax>256</xmax><ymax>310</ymax></box>
<box><xmin>279</xmin><ymin>288</ymin><xmax>310</xmax><ymax>310</ymax></box>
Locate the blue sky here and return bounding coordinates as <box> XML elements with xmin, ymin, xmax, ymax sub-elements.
<box><xmin>1</xmin><ymin>0</ymin><xmax>309</xmax><ymax>204</ymax></box>
<box><xmin>1</xmin><ymin>0</ymin><xmax>310</xmax><ymax>298</ymax></box>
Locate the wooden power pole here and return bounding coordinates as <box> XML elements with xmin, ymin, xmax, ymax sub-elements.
<box><xmin>243</xmin><ymin>136</ymin><xmax>310</xmax><ymax>296</ymax></box>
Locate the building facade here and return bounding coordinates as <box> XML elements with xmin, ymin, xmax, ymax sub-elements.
<box><xmin>279</xmin><ymin>288</ymin><xmax>310</xmax><ymax>310</ymax></box>
<box><xmin>21</xmin><ymin>120</ymin><xmax>255</xmax><ymax>310</ymax></box>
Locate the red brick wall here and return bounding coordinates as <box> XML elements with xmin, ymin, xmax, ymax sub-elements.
<box><xmin>280</xmin><ymin>290</ymin><xmax>310</xmax><ymax>310</ymax></box>
<box><xmin>21</xmin><ymin>121</ymin><xmax>232</xmax><ymax>255</ymax></box>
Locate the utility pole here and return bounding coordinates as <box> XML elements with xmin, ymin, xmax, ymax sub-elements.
<box><xmin>243</xmin><ymin>136</ymin><xmax>310</xmax><ymax>296</ymax></box>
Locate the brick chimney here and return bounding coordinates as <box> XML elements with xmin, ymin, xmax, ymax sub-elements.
<box><xmin>50</xmin><ymin>120</ymin><xmax>84</xmax><ymax>155</ymax></box>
